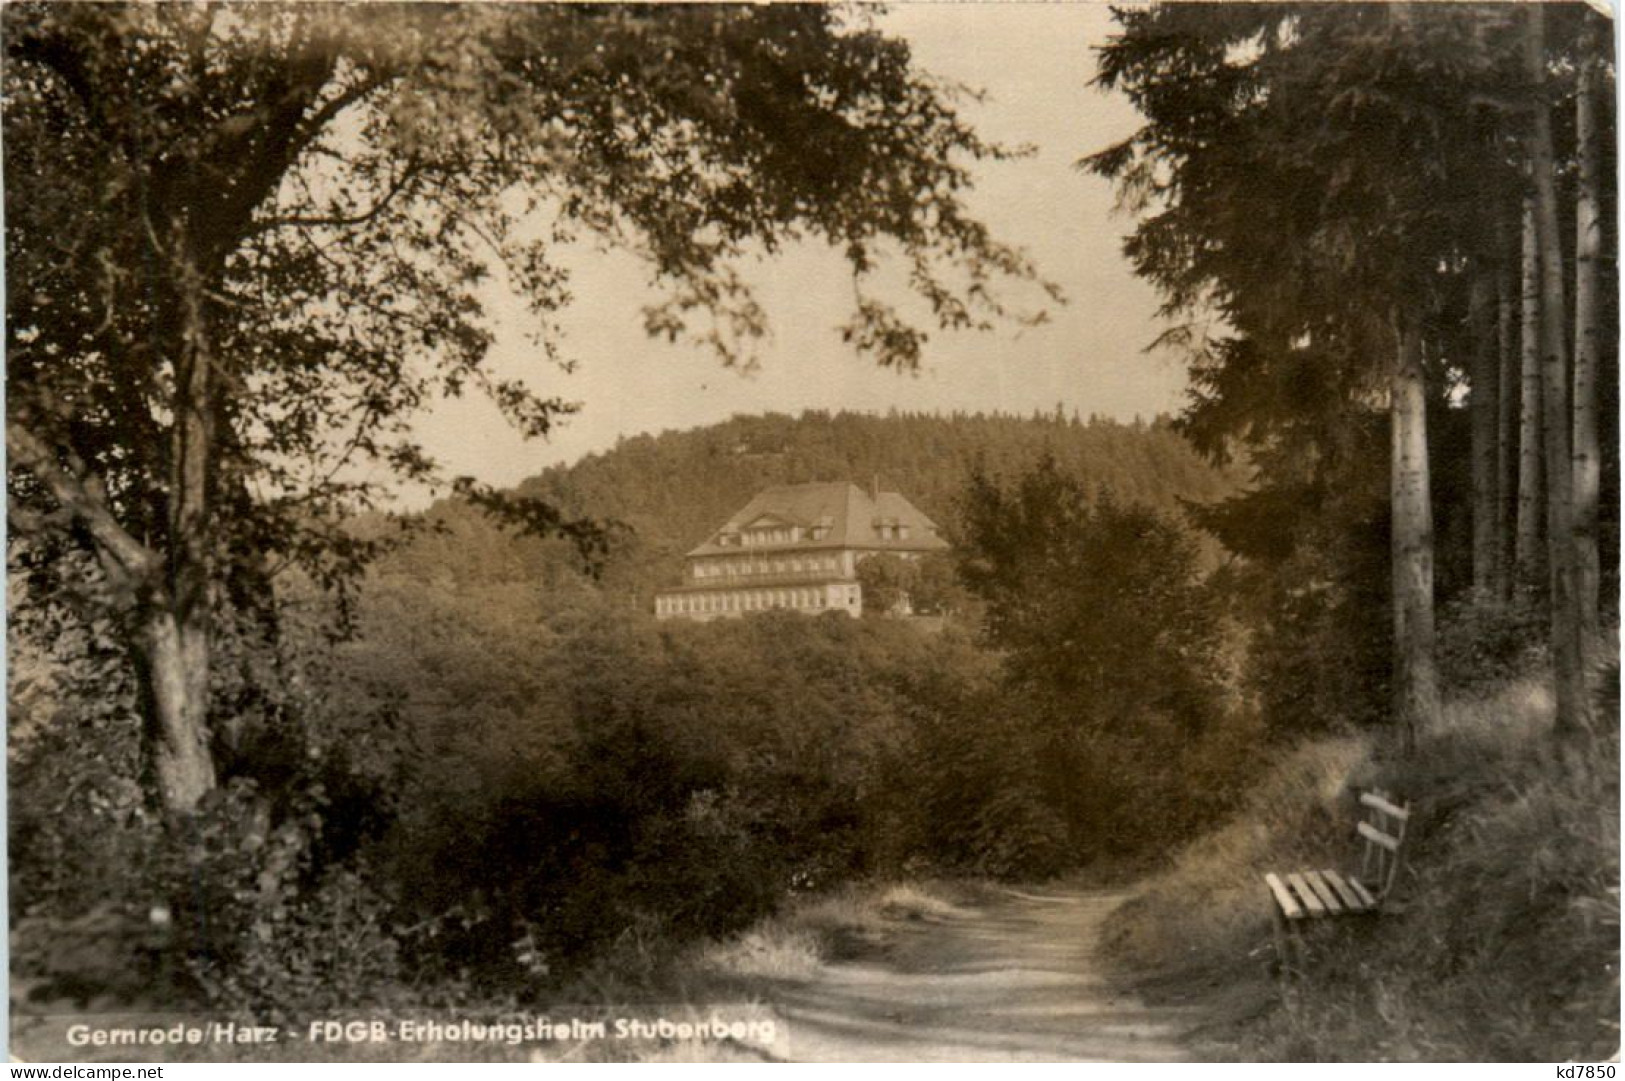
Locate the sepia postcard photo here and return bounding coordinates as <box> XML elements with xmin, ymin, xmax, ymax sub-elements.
<box><xmin>4</xmin><ymin>0</ymin><xmax>1618</xmax><ymax>1065</ymax></box>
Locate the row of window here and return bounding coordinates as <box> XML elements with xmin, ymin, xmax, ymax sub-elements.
<box><xmin>658</xmin><ymin>586</ymin><xmax>859</xmax><ymax>616</ymax></box>
<box><xmin>714</xmin><ymin>525</ymin><xmax>831</xmax><ymax>547</ymax></box>
<box><xmin>692</xmin><ymin>555</ymin><xmax>841</xmax><ymax>579</ymax></box>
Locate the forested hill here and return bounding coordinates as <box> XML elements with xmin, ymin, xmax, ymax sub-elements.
<box><xmin>378</xmin><ymin>410</ymin><xmax>1242</xmax><ymax>597</ymax></box>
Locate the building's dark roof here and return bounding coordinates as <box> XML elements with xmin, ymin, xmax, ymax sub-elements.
<box><xmin>685</xmin><ymin>482</ymin><xmax>949</xmax><ymax>558</ymax></box>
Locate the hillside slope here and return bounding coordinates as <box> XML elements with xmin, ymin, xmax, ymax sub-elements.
<box><xmin>381</xmin><ymin>410</ymin><xmax>1241</xmax><ymax>598</ymax></box>
<box><xmin>1100</xmin><ymin>671</ymin><xmax>1620</xmax><ymax>1060</ymax></box>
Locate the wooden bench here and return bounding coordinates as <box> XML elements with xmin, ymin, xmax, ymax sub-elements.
<box><xmin>1262</xmin><ymin>788</ymin><xmax>1410</xmax><ymax>975</ymax></box>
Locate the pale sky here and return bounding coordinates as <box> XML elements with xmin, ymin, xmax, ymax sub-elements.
<box><xmin>401</xmin><ymin>3</ymin><xmax>1186</xmax><ymax>506</ymax></box>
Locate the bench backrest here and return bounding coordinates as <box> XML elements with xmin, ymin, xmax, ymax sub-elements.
<box><xmin>1356</xmin><ymin>788</ymin><xmax>1410</xmax><ymax>903</ymax></box>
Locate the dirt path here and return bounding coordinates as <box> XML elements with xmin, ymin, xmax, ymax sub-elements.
<box><xmin>769</xmin><ymin>884</ymin><xmax>1202</xmax><ymax>1062</ymax></box>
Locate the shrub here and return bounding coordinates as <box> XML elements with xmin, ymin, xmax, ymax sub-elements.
<box><xmin>365</xmin><ymin>601</ymin><xmax>1011</xmax><ymax>991</ymax></box>
<box><xmin>952</xmin><ymin>458</ymin><xmax>1246</xmax><ymax>868</ymax></box>
<box><xmin>11</xmin><ymin>902</ymin><xmax>178</xmax><ymax>1009</ymax></box>
<box><xmin>1435</xmin><ymin>590</ymin><xmax>1547</xmax><ymax>695</ymax></box>
<box><xmin>155</xmin><ymin>780</ymin><xmax>407</xmax><ymax>1020</ymax></box>
<box><xmin>8</xmin><ymin>609</ymin><xmax>151</xmax><ymax>924</ymax></box>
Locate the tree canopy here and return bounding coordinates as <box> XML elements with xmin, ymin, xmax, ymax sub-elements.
<box><xmin>957</xmin><ymin>456</ymin><xmax>1225</xmax><ymax>734</ymax></box>
<box><xmin>4</xmin><ymin>2</ymin><xmax>1053</xmax><ymax>815</ymax></box>
<box><xmin>1086</xmin><ymin>2</ymin><xmax>1616</xmax><ymax>744</ymax></box>
<box><xmin>1086</xmin><ymin>3</ymin><xmax>1536</xmax><ymax>458</ymax></box>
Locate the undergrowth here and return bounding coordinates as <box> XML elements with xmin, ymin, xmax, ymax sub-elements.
<box><xmin>1103</xmin><ymin>672</ymin><xmax>1620</xmax><ymax>1061</ymax></box>
<box><xmin>686</xmin><ymin>879</ymin><xmax>976</xmax><ymax>985</ymax></box>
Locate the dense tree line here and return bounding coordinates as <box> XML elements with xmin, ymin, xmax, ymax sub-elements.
<box><xmin>1089</xmin><ymin>2</ymin><xmax>1617</xmax><ymax>746</ymax></box>
<box><xmin>381</xmin><ymin>408</ymin><xmax>1241</xmax><ymax>601</ymax></box>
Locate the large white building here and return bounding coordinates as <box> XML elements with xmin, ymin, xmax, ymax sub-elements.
<box><xmin>653</xmin><ymin>481</ymin><xmax>949</xmax><ymax>621</ymax></box>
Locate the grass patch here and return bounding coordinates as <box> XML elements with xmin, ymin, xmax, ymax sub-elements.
<box><xmin>1101</xmin><ymin>734</ymin><xmax>1371</xmax><ymax>1002</ymax></box>
<box><xmin>693</xmin><ymin>921</ymin><xmax>825</xmax><ymax>981</ymax></box>
<box><xmin>689</xmin><ymin>878</ymin><xmax>975</xmax><ymax>982</ymax></box>
<box><xmin>1104</xmin><ymin>673</ymin><xmax>1620</xmax><ymax>1061</ymax></box>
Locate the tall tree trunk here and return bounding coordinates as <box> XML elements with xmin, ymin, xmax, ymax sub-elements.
<box><xmin>4</xmin><ymin>417</ymin><xmax>218</xmax><ymax>817</ymax></box>
<box><xmin>137</xmin><ymin>254</ymin><xmax>222</xmax><ymax>817</ymax></box>
<box><xmin>133</xmin><ymin>610</ymin><xmax>218</xmax><ymax>813</ymax></box>
<box><xmin>1573</xmin><ymin>50</ymin><xmax>1603</xmax><ymax>657</ymax></box>
<box><xmin>1391</xmin><ymin>318</ymin><xmax>1440</xmax><ymax>755</ymax></box>
<box><xmin>1528</xmin><ymin>5</ymin><xmax>1592</xmax><ymax>739</ymax></box>
<box><xmin>1469</xmin><ymin>273</ymin><xmax>1500</xmax><ymax>596</ymax></box>
<box><xmin>1515</xmin><ymin>196</ymin><xmax>1544</xmax><ymax>588</ymax></box>
<box><xmin>1496</xmin><ymin>258</ymin><xmax>1519</xmax><ymax>601</ymax></box>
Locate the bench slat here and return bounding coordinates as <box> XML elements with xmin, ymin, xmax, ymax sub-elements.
<box><xmin>1264</xmin><ymin>872</ymin><xmax>1305</xmax><ymax>920</ymax></box>
<box><xmin>1346</xmin><ymin>876</ymin><xmax>1378</xmax><ymax>909</ymax></box>
<box><xmin>1285</xmin><ymin>872</ymin><xmax>1327</xmax><ymax>917</ymax></box>
<box><xmin>1319</xmin><ymin>869</ymin><xmax>1369</xmax><ymax>912</ymax></box>
<box><xmin>1357</xmin><ymin>820</ymin><xmax>1402</xmax><ymax>852</ymax></box>
<box><xmin>1359</xmin><ymin>791</ymin><xmax>1411</xmax><ymax>821</ymax></box>
<box><xmin>1300</xmin><ymin>870</ymin><xmax>1344</xmax><ymax>914</ymax></box>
